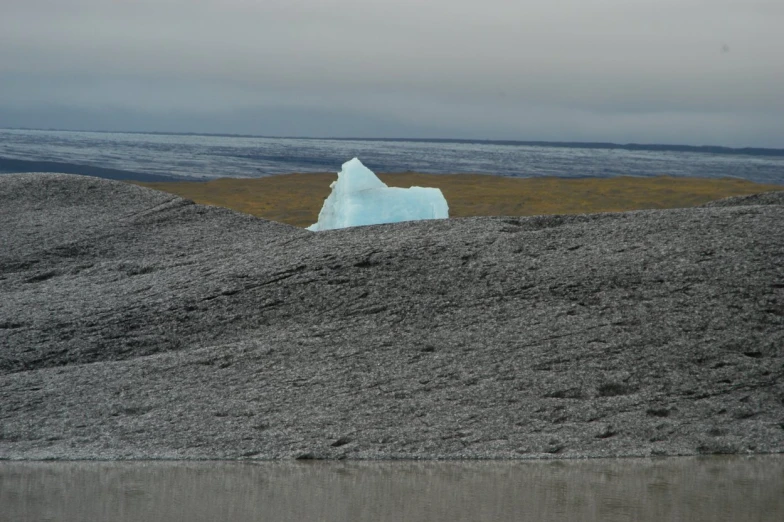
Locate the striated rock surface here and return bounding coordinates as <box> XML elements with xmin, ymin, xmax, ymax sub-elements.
<box><xmin>1</xmin><ymin>173</ymin><xmax>783</xmax><ymax>460</ymax></box>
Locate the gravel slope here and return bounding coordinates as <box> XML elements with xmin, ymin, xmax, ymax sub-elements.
<box><xmin>1</xmin><ymin>173</ymin><xmax>782</xmax><ymax>460</ymax></box>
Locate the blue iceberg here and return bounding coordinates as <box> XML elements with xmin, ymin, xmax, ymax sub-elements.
<box><xmin>307</xmin><ymin>158</ymin><xmax>449</xmax><ymax>231</ymax></box>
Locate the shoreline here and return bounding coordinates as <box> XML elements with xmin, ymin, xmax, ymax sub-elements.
<box><xmin>0</xmin><ymin>156</ymin><xmax>189</xmax><ymax>182</ymax></box>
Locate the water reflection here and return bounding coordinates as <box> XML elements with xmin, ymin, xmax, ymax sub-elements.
<box><xmin>2</xmin><ymin>129</ymin><xmax>783</xmax><ymax>183</ymax></box>
<box><xmin>1</xmin><ymin>457</ymin><xmax>782</xmax><ymax>521</ymax></box>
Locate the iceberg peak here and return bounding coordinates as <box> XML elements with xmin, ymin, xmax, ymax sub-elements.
<box><xmin>307</xmin><ymin>158</ymin><xmax>449</xmax><ymax>231</ymax></box>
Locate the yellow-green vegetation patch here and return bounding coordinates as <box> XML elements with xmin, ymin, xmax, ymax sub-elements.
<box><xmin>135</xmin><ymin>174</ymin><xmax>783</xmax><ymax>228</ymax></box>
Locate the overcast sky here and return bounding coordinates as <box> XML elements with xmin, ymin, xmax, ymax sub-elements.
<box><xmin>2</xmin><ymin>0</ymin><xmax>783</xmax><ymax>146</ymax></box>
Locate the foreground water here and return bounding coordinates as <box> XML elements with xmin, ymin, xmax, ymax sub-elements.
<box><xmin>2</xmin><ymin>457</ymin><xmax>782</xmax><ymax>522</ymax></box>
<box><xmin>1</xmin><ymin>128</ymin><xmax>783</xmax><ymax>184</ymax></box>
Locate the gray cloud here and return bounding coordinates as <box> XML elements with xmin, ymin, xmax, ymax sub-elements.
<box><xmin>1</xmin><ymin>0</ymin><xmax>782</xmax><ymax>146</ymax></box>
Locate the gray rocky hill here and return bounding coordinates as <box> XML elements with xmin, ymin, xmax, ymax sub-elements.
<box><xmin>1</xmin><ymin>173</ymin><xmax>782</xmax><ymax>460</ymax></box>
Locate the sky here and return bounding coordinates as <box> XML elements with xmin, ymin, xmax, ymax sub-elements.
<box><xmin>1</xmin><ymin>0</ymin><xmax>783</xmax><ymax>147</ymax></box>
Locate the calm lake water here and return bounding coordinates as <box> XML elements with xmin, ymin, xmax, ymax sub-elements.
<box><xmin>2</xmin><ymin>457</ymin><xmax>783</xmax><ymax>522</ymax></box>
<box><xmin>2</xmin><ymin>128</ymin><xmax>784</xmax><ymax>183</ymax></box>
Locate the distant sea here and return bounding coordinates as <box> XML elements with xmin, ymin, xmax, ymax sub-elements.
<box><xmin>1</xmin><ymin>128</ymin><xmax>783</xmax><ymax>184</ymax></box>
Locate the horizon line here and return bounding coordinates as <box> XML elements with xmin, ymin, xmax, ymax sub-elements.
<box><xmin>2</xmin><ymin>126</ymin><xmax>783</xmax><ymax>156</ymax></box>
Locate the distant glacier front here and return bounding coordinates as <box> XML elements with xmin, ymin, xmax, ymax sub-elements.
<box><xmin>307</xmin><ymin>158</ymin><xmax>449</xmax><ymax>231</ymax></box>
